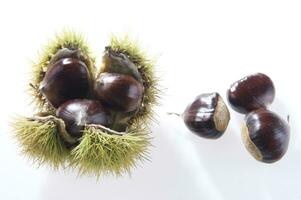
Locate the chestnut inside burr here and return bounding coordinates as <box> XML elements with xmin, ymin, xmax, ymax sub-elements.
<box><xmin>56</xmin><ymin>99</ymin><xmax>111</xmax><ymax>138</ymax></box>
<box><xmin>94</xmin><ymin>72</ymin><xmax>144</xmax><ymax>113</ymax></box>
<box><xmin>40</xmin><ymin>58</ymin><xmax>91</xmax><ymax>108</ymax></box>
<box><xmin>242</xmin><ymin>109</ymin><xmax>290</xmax><ymax>163</ymax></box>
<box><xmin>101</xmin><ymin>47</ymin><xmax>143</xmax><ymax>83</ymax></box>
<box><xmin>183</xmin><ymin>93</ymin><xmax>230</xmax><ymax>139</ymax></box>
<box><xmin>227</xmin><ymin>73</ymin><xmax>275</xmax><ymax>114</ymax></box>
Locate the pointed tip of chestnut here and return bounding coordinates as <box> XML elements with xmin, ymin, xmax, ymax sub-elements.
<box><xmin>40</xmin><ymin>57</ymin><xmax>91</xmax><ymax>108</ymax></box>
<box><xmin>183</xmin><ymin>92</ymin><xmax>230</xmax><ymax>139</ymax></box>
<box><xmin>227</xmin><ymin>73</ymin><xmax>275</xmax><ymax>114</ymax></box>
<box><xmin>241</xmin><ymin>109</ymin><xmax>290</xmax><ymax>163</ymax></box>
<box><xmin>94</xmin><ymin>72</ymin><xmax>144</xmax><ymax>113</ymax></box>
<box><xmin>101</xmin><ymin>48</ymin><xmax>143</xmax><ymax>83</ymax></box>
<box><xmin>56</xmin><ymin>99</ymin><xmax>111</xmax><ymax>138</ymax></box>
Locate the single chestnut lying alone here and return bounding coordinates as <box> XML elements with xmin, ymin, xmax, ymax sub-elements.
<box><xmin>241</xmin><ymin>109</ymin><xmax>290</xmax><ymax>163</ymax></box>
<box><xmin>183</xmin><ymin>93</ymin><xmax>230</xmax><ymax>139</ymax></box>
<box><xmin>40</xmin><ymin>58</ymin><xmax>91</xmax><ymax>108</ymax></box>
<box><xmin>56</xmin><ymin>99</ymin><xmax>111</xmax><ymax>138</ymax></box>
<box><xmin>94</xmin><ymin>72</ymin><xmax>144</xmax><ymax>112</ymax></box>
<box><xmin>227</xmin><ymin>73</ymin><xmax>275</xmax><ymax>114</ymax></box>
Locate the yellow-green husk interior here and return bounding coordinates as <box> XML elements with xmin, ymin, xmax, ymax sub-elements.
<box><xmin>12</xmin><ymin>116</ymin><xmax>69</xmax><ymax>169</ymax></box>
<box><xmin>71</xmin><ymin>124</ymin><xmax>150</xmax><ymax>177</ymax></box>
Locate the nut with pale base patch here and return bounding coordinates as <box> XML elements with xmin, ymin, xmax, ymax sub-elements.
<box><xmin>241</xmin><ymin>123</ymin><xmax>263</xmax><ymax>161</ymax></box>
<box><xmin>213</xmin><ymin>95</ymin><xmax>231</xmax><ymax>133</ymax></box>
<box><xmin>241</xmin><ymin>109</ymin><xmax>290</xmax><ymax>163</ymax></box>
<box><xmin>169</xmin><ymin>92</ymin><xmax>230</xmax><ymax>139</ymax></box>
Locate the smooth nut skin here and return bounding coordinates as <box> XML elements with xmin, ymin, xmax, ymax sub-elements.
<box><xmin>40</xmin><ymin>58</ymin><xmax>91</xmax><ymax>108</ymax></box>
<box><xmin>56</xmin><ymin>99</ymin><xmax>111</xmax><ymax>138</ymax></box>
<box><xmin>183</xmin><ymin>93</ymin><xmax>230</xmax><ymax>139</ymax></box>
<box><xmin>227</xmin><ymin>73</ymin><xmax>275</xmax><ymax>114</ymax></box>
<box><xmin>94</xmin><ymin>73</ymin><xmax>144</xmax><ymax>112</ymax></box>
<box><xmin>242</xmin><ymin>109</ymin><xmax>290</xmax><ymax>163</ymax></box>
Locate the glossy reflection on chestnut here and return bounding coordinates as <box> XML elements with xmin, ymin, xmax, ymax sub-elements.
<box><xmin>94</xmin><ymin>72</ymin><xmax>144</xmax><ymax>112</ymax></box>
<box><xmin>183</xmin><ymin>93</ymin><xmax>230</xmax><ymax>139</ymax></box>
<box><xmin>227</xmin><ymin>73</ymin><xmax>275</xmax><ymax>114</ymax></box>
<box><xmin>56</xmin><ymin>99</ymin><xmax>111</xmax><ymax>138</ymax></box>
<box><xmin>242</xmin><ymin>109</ymin><xmax>290</xmax><ymax>163</ymax></box>
<box><xmin>40</xmin><ymin>58</ymin><xmax>91</xmax><ymax>108</ymax></box>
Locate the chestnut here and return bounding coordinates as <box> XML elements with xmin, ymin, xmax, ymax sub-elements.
<box><xmin>183</xmin><ymin>93</ymin><xmax>230</xmax><ymax>139</ymax></box>
<box><xmin>40</xmin><ymin>57</ymin><xmax>91</xmax><ymax>108</ymax></box>
<box><xmin>241</xmin><ymin>108</ymin><xmax>290</xmax><ymax>163</ymax></box>
<box><xmin>102</xmin><ymin>47</ymin><xmax>143</xmax><ymax>83</ymax></box>
<box><xmin>56</xmin><ymin>99</ymin><xmax>111</xmax><ymax>138</ymax></box>
<box><xmin>94</xmin><ymin>72</ymin><xmax>144</xmax><ymax>112</ymax></box>
<box><xmin>227</xmin><ymin>73</ymin><xmax>275</xmax><ymax>114</ymax></box>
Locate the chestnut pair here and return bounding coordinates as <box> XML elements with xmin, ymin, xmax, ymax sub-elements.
<box><xmin>179</xmin><ymin>73</ymin><xmax>290</xmax><ymax>163</ymax></box>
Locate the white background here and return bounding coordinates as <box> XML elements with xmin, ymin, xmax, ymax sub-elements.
<box><xmin>1</xmin><ymin>0</ymin><xmax>301</xmax><ymax>199</ymax></box>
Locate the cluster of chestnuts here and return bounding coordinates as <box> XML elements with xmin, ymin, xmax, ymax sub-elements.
<box><xmin>44</xmin><ymin>49</ymin><xmax>289</xmax><ymax>165</ymax></box>
<box><xmin>172</xmin><ymin>73</ymin><xmax>289</xmax><ymax>164</ymax></box>
<box><xmin>227</xmin><ymin>73</ymin><xmax>290</xmax><ymax>163</ymax></box>
<box><xmin>41</xmin><ymin>47</ymin><xmax>145</xmax><ymax>142</ymax></box>
<box><xmin>12</xmin><ymin>31</ymin><xmax>158</xmax><ymax>176</ymax></box>
<box><xmin>14</xmin><ymin>31</ymin><xmax>289</xmax><ymax>176</ymax></box>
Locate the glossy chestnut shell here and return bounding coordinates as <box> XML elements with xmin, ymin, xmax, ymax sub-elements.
<box><xmin>94</xmin><ymin>72</ymin><xmax>144</xmax><ymax>112</ymax></box>
<box><xmin>56</xmin><ymin>99</ymin><xmax>111</xmax><ymax>138</ymax></box>
<box><xmin>242</xmin><ymin>109</ymin><xmax>290</xmax><ymax>163</ymax></box>
<box><xmin>183</xmin><ymin>93</ymin><xmax>230</xmax><ymax>139</ymax></box>
<box><xmin>227</xmin><ymin>73</ymin><xmax>275</xmax><ymax>114</ymax></box>
<box><xmin>40</xmin><ymin>58</ymin><xmax>91</xmax><ymax>108</ymax></box>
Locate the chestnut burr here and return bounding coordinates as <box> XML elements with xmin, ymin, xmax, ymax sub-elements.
<box><xmin>227</xmin><ymin>73</ymin><xmax>275</xmax><ymax>114</ymax></box>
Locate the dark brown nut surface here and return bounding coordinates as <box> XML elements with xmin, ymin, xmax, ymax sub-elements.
<box><xmin>94</xmin><ymin>72</ymin><xmax>144</xmax><ymax>113</ymax></box>
<box><xmin>242</xmin><ymin>109</ymin><xmax>290</xmax><ymax>163</ymax></box>
<box><xmin>40</xmin><ymin>58</ymin><xmax>91</xmax><ymax>108</ymax></box>
<box><xmin>183</xmin><ymin>93</ymin><xmax>230</xmax><ymax>139</ymax></box>
<box><xmin>56</xmin><ymin>99</ymin><xmax>111</xmax><ymax>138</ymax></box>
<box><xmin>227</xmin><ymin>73</ymin><xmax>275</xmax><ymax>114</ymax></box>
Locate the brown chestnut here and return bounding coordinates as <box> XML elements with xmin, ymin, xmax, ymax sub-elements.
<box><xmin>40</xmin><ymin>57</ymin><xmax>91</xmax><ymax>108</ymax></box>
<box><xmin>227</xmin><ymin>73</ymin><xmax>275</xmax><ymax>114</ymax></box>
<box><xmin>183</xmin><ymin>93</ymin><xmax>230</xmax><ymax>139</ymax></box>
<box><xmin>94</xmin><ymin>72</ymin><xmax>144</xmax><ymax>112</ymax></box>
<box><xmin>242</xmin><ymin>109</ymin><xmax>290</xmax><ymax>163</ymax></box>
<box><xmin>102</xmin><ymin>47</ymin><xmax>143</xmax><ymax>83</ymax></box>
<box><xmin>56</xmin><ymin>99</ymin><xmax>111</xmax><ymax>138</ymax></box>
